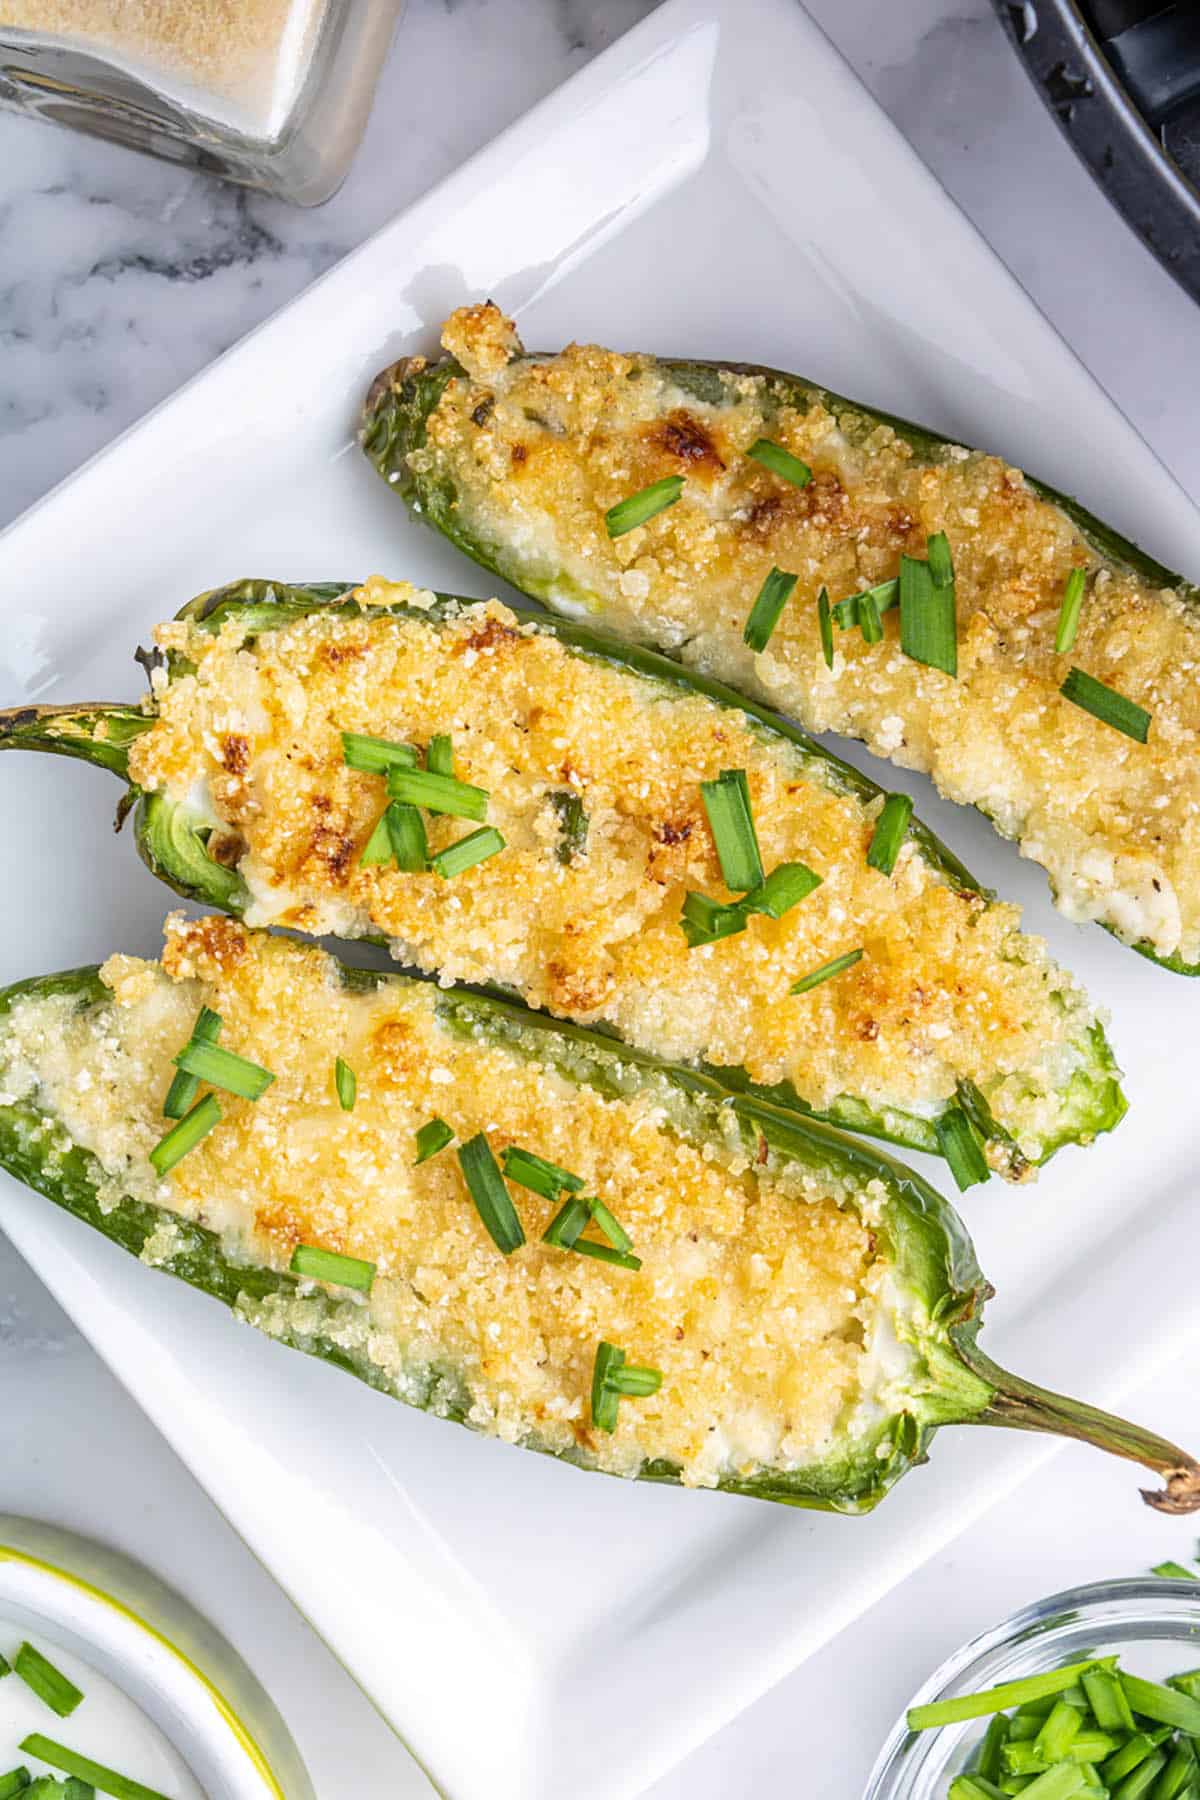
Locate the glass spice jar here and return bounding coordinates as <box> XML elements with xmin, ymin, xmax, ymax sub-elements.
<box><xmin>0</xmin><ymin>1</ymin><xmax>405</xmax><ymax>204</ymax></box>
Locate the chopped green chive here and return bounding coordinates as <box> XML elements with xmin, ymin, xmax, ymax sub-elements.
<box><xmin>1082</xmin><ymin>1669</ymin><xmax>1135</xmax><ymax>1734</ymax></box>
<box><xmin>13</xmin><ymin>1646</ymin><xmax>83</xmax><ymax>1719</ymax></box>
<box><xmin>817</xmin><ymin>586</ymin><xmax>834</xmax><ymax>670</ymax></box>
<box><xmin>1118</xmin><ymin>1672</ymin><xmax>1200</xmax><ymax>1736</ymax></box>
<box><xmin>1155</xmin><ymin>1744</ymin><xmax>1199</xmax><ymax>1800</ymax></box>
<box><xmin>908</xmin><ymin>1661</ymin><xmax>1105</xmax><ymax>1730</ymax></box>
<box><xmin>387</xmin><ymin>765</ymin><xmax>489</xmax><ymax>822</ymax></box>
<box><xmin>572</xmin><ymin>1239</ymin><xmax>643</xmax><ymax>1272</ymax></box>
<box><xmin>360</xmin><ymin>809</ymin><xmax>394</xmax><ymax>867</ymax></box>
<box><xmin>549</xmin><ymin>790</ymin><xmax>588</xmax><ymax>865</ymax></box>
<box><xmin>426</xmin><ymin>733</ymin><xmax>454</xmax><ymax>777</ymax></box>
<box><xmin>701</xmin><ymin>769</ymin><xmax>764</xmax><ymax>893</ymax></box>
<box><xmin>866</xmin><ymin>792</ymin><xmax>914</xmax><ymax>876</ymax></box>
<box><xmin>925</xmin><ymin>529</ymin><xmax>955</xmax><ymax>588</ymax></box>
<box><xmin>743</xmin><ymin>566</ymin><xmax>798</xmax><ymax>653</ymax></box>
<box><xmin>1152</xmin><ymin>1562</ymin><xmax>1200</xmax><ymax>1581</ymax></box>
<box><xmin>1060</xmin><ymin>666</ymin><xmax>1151</xmax><ymax>743</ymax></box>
<box><xmin>148</xmin><ymin>1093</ymin><xmax>221</xmax><ymax>1176</ymax></box>
<box><xmin>590</xmin><ymin>1341</ymin><xmax>662</xmax><ymax>1433</ymax></box>
<box><xmin>334</xmin><ymin>1056</ymin><xmax>356</xmax><ymax>1112</ymax></box>
<box><xmin>747</xmin><ymin>438</ymin><xmax>811</xmax><ymax>488</ymax></box>
<box><xmin>289</xmin><ymin>1244</ymin><xmax>376</xmax><ymax>1294</ymax></box>
<box><xmin>430</xmin><ymin>826</ymin><xmax>505</xmax><ymax>879</ymax></box>
<box><xmin>542</xmin><ymin>1196</ymin><xmax>590</xmax><ymax>1249</ymax></box>
<box><xmin>1101</xmin><ymin>1734</ymin><xmax>1161</xmax><ymax>1785</ymax></box>
<box><xmin>1033</xmin><ymin>1701</ymin><xmax>1082</xmax><ymax>1764</ymax></box>
<box><xmin>948</xmin><ymin>1779</ymin><xmax>1006</xmax><ymax>1800</ymax></box>
<box><xmin>0</xmin><ymin>1770</ymin><xmax>28</xmax><ymax>1800</ymax></box>
<box><xmin>341</xmin><ymin>731</ymin><xmax>419</xmax><ymax>776</ymax></box>
<box><xmin>1169</xmin><ymin>1669</ymin><xmax>1200</xmax><ymax>1702</ymax></box>
<box><xmin>19</xmin><ymin>1734</ymin><xmax>170</xmax><ymax>1800</ymax></box>
<box><xmin>162</xmin><ymin>1005</ymin><xmax>222</xmax><ymax>1120</ymax></box>
<box><xmin>1055</xmin><ymin>567</ymin><xmax>1088</xmax><ymax>655</ymax></box>
<box><xmin>858</xmin><ymin>590</ymin><xmax>884</xmax><ymax>645</ymax></box>
<box><xmin>172</xmin><ymin>1039</ymin><xmax>274</xmax><ymax>1102</ymax></box>
<box><xmin>936</xmin><ymin>1106</ymin><xmax>990</xmax><ymax>1192</ymax></box>
<box><xmin>604</xmin><ymin>476</ymin><xmax>684</xmax><ymax>538</ymax></box>
<box><xmin>680</xmin><ymin>890</ymin><xmax>747</xmax><ymax>948</ymax></box>
<box><xmin>977</xmin><ymin>1715</ymin><xmax>1011</xmax><ymax>1782</ymax></box>
<box><xmin>415</xmin><ymin>1117</ymin><xmax>454</xmax><ymax>1165</ymax></box>
<box><xmin>386</xmin><ymin>800</ymin><xmax>429</xmax><ymax>871</ymax></box>
<box><xmin>588</xmin><ymin>1198</ymin><xmax>634</xmax><ymax>1255</ymax></box>
<box><xmin>790</xmin><ymin>948</ymin><xmax>863</xmax><ymax>995</ymax></box>
<box><xmin>900</xmin><ymin>546</ymin><xmax>957</xmax><ymax>677</ymax></box>
<box><xmin>741</xmin><ymin>861</ymin><xmax>822</xmax><ymax>919</ymax></box>
<box><xmin>458</xmin><ymin>1133</ymin><xmax>525</xmax><ymax>1254</ymax></box>
<box><xmin>833</xmin><ymin>578</ymin><xmax>899</xmax><ymax>631</ymax></box>
<box><xmin>501</xmin><ymin>1145</ymin><xmax>584</xmax><ymax>1200</ymax></box>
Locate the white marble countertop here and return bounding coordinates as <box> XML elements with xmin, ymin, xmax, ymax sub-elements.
<box><xmin>2</xmin><ymin>3</ymin><xmax>1199</xmax><ymax>1796</ymax></box>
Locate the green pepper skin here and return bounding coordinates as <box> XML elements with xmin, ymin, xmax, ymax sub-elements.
<box><xmin>0</xmin><ymin>579</ymin><xmax>1125</xmax><ymax>1178</ymax></box>
<box><xmin>0</xmin><ymin>955</ymin><xmax>1194</xmax><ymax>1515</ymax></box>
<box><xmin>361</xmin><ymin>351</ymin><xmax>1199</xmax><ymax>977</ymax></box>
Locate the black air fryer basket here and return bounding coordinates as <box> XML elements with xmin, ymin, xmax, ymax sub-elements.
<box><xmin>993</xmin><ymin>1</ymin><xmax>1200</xmax><ymax>303</ymax></box>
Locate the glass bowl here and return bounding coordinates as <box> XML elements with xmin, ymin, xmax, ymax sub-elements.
<box><xmin>865</xmin><ymin>1577</ymin><xmax>1200</xmax><ymax>1800</ymax></box>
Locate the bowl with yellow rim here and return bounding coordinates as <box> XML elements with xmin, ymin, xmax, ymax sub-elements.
<box><xmin>0</xmin><ymin>1515</ymin><xmax>314</xmax><ymax>1798</ymax></box>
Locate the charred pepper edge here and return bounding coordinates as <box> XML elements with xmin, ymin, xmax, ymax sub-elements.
<box><xmin>0</xmin><ymin>956</ymin><xmax>1195</xmax><ymax>1514</ymax></box>
<box><xmin>359</xmin><ymin>350</ymin><xmax>1200</xmax><ymax>977</ymax></box>
<box><xmin>0</xmin><ymin>580</ymin><xmax>1126</xmax><ymax>1176</ymax></box>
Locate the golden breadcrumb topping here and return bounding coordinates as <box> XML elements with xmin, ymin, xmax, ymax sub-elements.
<box><xmin>410</xmin><ymin>304</ymin><xmax>1200</xmax><ymax>965</ymax></box>
<box><xmin>126</xmin><ymin>591</ymin><xmax>1103</xmax><ymax>1161</ymax></box>
<box><xmin>0</xmin><ymin>915</ymin><xmax>897</xmax><ymax>1487</ymax></box>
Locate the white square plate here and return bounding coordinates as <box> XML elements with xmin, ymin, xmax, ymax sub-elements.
<box><xmin>3</xmin><ymin>3</ymin><xmax>1200</xmax><ymax>1796</ymax></box>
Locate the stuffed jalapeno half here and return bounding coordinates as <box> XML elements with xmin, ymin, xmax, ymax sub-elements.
<box><xmin>0</xmin><ymin>579</ymin><xmax>1123</xmax><ymax>1183</ymax></box>
<box><xmin>0</xmin><ymin>913</ymin><xmax>1193</xmax><ymax>1514</ymax></box>
<box><xmin>361</xmin><ymin>304</ymin><xmax>1200</xmax><ymax>976</ymax></box>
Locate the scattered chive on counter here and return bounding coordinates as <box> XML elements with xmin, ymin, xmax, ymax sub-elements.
<box><xmin>909</xmin><ymin>1648</ymin><xmax>1200</xmax><ymax>1800</ymax></box>
<box><xmin>604</xmin><ymin>476</ymin><xmax>684</xmax><ymax>538</ymax></box>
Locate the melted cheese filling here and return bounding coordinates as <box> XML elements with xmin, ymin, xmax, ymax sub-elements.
<box><xmin>0</xmin><ymin>915</ymin><xmax>913</xmax><ymax>1488</ymax></box>
<box><xmin>127</xmin><ymin>592</ymin><xmax>1105</xmax><ymax>1163</ymax></box>
<box><xmin>417</xmin><ymin>303</ymin><xmax>1200</xmax><ymax>965</ymax></box>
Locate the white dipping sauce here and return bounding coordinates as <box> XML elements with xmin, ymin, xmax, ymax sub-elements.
<box><xmin>0</xmin><ymin>1627</ymin><xmax>204</xmax><ymax>1797</ymax></box>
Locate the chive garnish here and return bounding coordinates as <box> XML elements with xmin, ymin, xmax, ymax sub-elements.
<box><xmin>604</xmin><ymin>476</ymin><xmax>684</xmax><ymax>538</ymax></box>
<box><xmin>1153</xmin><ymin>1562</ymin><xmax>1199</xmax><ymax>1580</ymax></box>
<box><xmin>360</xmin><ymin>809</ymin><xmax>394</xmax><ymax>867</ymax></box>
<box><xmin>341</xmin><ymin>731</ymin><xmax>419</xmax><ymax>776</ymax></box>
<box><xmin>858</xmin><ymin>591</ymin><xmax>883</xmax><ymax>645</ymax></box>
<box><xmin>936</xmin><ymin>1106</ymin><xmax>990</xmax><ymax>1192</ymax></box>
<box><xmin>701</xmin><ymin>769</ymin><xmax>764</xmax><ymax>894</ymax></box>
<box><xmin>148</xmin><ymin>1093</ymin><xmax>221</xmax><ymax>1176</ymax></box>
<box><xmin>573</xmin><ymin>1240</ymin><xmax>643</xmax><ymax>1272</ymax></box>
<box><xmin>387</xmin><ymin>766</ymin><xmax>489</xmax><ymax>822</ymax></box>
<box><xmin>590</xmin><ymin>1341</ymin><xmax>663</xmax><ymax>1434</ymax></box>
<box><xmin>1055</xmin><ymin>566</ymin><xmax>1088</xmax><ymax>655</ymax></box>
<box><xmin>866</xmin><ymin>793</ymin><xmax>914</xmax><ymax>876</ymax></box>
<box><xmin>741</xmin><ymin>861</ymin><xmax>822</xmax><ymax>919</ymax></box>
<box><xmin>747</xmin><ymin>438</ymin><xmax>812</xmax><ymax>488</ymax></box>
<box><xmin>588</xmin><ymin>1198</ymin><xmax>634</xmax><ymax>1254</ymax></box>
<box><xmin>13</xmin><ymin>1645</ymin><xmax>83</xmax><ymax>1719</ymax></box>
<box><xmin>817</xmin><ymin>586</ymin><xmax>834</xmax><ymax>670</ymax></box>
<box><xmin>900</xmin><ymin>542</ymin><xmax>957</xmax><ymax>677</ymax></box>
<box><xmin>289</xmin><ymin>1244</ymin><xmax>376</xmax><ymax>1294</ymax></box>
<box><xmin>908</xmin><ymin>1661</ymin><xmax>1105</xmax><ymax>1730</ymax></box>
<box><xmin>458</xmin><ymin>1133</ymin><xmax>525</xmax><ymax>1254</ymax></box>
<box><xmin>680</xmin><ymin>891</ymin><xmax>747</xmax><ymax>948</ymax></box>
<box><xmin>415</xmin><ymin>1117</ymin><xmax>454</xmax><ymax>1165</ymax></box>
<box><xmin>0</xmin><ymin>1770</ymin><xmax>28</xmax><ymax>1800</ymax></box>
<box><xmin>743</xmin><ymin>567</ymin><xmax>798</xmax><ymax>653</ymax></box>
<box><xmin>172</xmin><ymin>1039</ymin><xmax>274</xmax><ymax>1102</ymax></box>
<box><xmin>19</xmin><ymin>1734</ymin><xmax>170</xmax><ymax>1800</ymax></box>
<box><xmin>162</xmin><ymin>1005</ymin><xmax>222</xmax><ymax>1120</ymax></box>
<box><xmin>334</xmin><ymin>1056</ymin><xmax>356</xmax><ymax>1112</ymax></box>
<box><xmin>386</xmin><ymin>801</ymin><xmax>428</xmax><ymax>872</ymax></box>
<box><xmin>430</xmin><ymin>826</ymin><xmax>506</xmax><ymax>880</ymax></box>
<box><xmin>790</xmin><ymin>949</ymin><xmax>862</xmax><ymax>995</ymax></box>
<box><xmin>833</xmin><ymin>578</ymin><xmax>899</xmax><ymax>631</ymax></box>
<box><xmin>549</xmin><ymin>790</ymin><xmax>588</xmax><ymax>865</ymax></box>
<box><xmin>427</xmin><ymin>733</ymin><xmax>454</xmax><ymax>777</ymax></box>
<box><xmin>501</xmin><ymin>1145</ymin><xmax>585</xmax><ymax>1200</ymax></box>
<box><xmin>1060</xmin><ymin>666</ymin><xmax>1151</xmax><ymax>743</ymax></box>
<box><xmin>543</xmin><ymin>1196</ymin><xmax>590</xmax><ymax>1249</ymax></box>
<box><xmin>925</xmin><ymin>528</ymin><xmax>954</xmax><ymax>588</ymax></box>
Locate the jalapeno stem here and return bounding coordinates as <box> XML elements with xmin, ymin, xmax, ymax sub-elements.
<box><xmin>958</xmin><ymin>1338</ymin><xmax>1200</xmax><ymax>1515</ymax></box>
<box><xmin>0</xmin><ymin>702</ymin><xmax>150</xmax><ymax>780</ymax></box>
